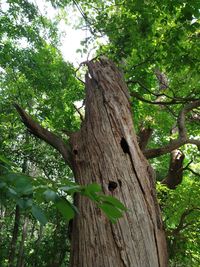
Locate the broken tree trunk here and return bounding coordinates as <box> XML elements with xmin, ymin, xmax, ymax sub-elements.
<box><xmin>69</xmin><ymin>58</ymin><xmax>168</xmax><ymax>267</ymax></box>
<box><xmin>161</xmin><ymin>149</ymin><xmax>185</xmax><ymax>189</ymax></box>
<box><xmin>15</xmin><ymin>58</ymin><xmax>168</xmax><ymax>267</ymax></box>
<box><xmin>137</xmin><ymin>127</ymin><xmax>153</xmax><ymax>151</ymax></box>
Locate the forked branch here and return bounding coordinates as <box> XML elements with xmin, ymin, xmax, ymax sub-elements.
<box><xmin>144</xmin><ymin>100</ymin><xmax>200</xmax><ymax>158</ymax></box>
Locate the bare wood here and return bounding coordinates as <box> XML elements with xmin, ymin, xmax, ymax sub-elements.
<box><xmin>14</xmin><ymin>104</ymin><xmax>72</xmax><ymax>168</ymax></box>
<box><xmin>137</xmin><ymin>127</ymin><xmax>153</xmax><ymax>150</ymax></box>
<box><xmin>161</xmin><ymin>149</ymin><xmax>185</xmax><ymax>189</ymax></box>
<box><xmin>69</xmin><ymin>57</ymin><xmax>168</xmax><ymax>267</ymax></box>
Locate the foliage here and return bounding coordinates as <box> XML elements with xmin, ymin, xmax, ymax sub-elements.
<box><xmin>0</xmin><ymin>156</ymin><xmax>126</xmax><ymax>225</ymax></box>
<box><xmin>157</xmin><ymin>178</ymin><xmax>200</xmax><ymax>267</ymax></box>
<box><xmin>0</xmin><ymin>0</ymin><xmax>200</xmax><ymax>266</ymax></box>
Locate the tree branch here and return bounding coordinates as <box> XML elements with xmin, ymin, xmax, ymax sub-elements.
<box><xmin>172</xmin><ymin>208</ymin><xmax>200</xmax><ymax>237</ymax></box>
<box><xmin>129</xmin><ymin>79</ymin><xmax>199</xmax><ymax>105</ymax></box>
<box><xmin>131</xmin><ymin>90</ymin><xmax>198</xmax><ymax>106</ymax></box>
<box><xmin>14</xmin><ymin>104</ymin><xmax>72</xmax><ymax>168</ymax></box>
<box><xmin>72</xmin><ymin>103</ymin><xmax>84</xmax><ymax>122</ymax></box>
<box><xmin>184</xmin><ymin>167</ymin><xmax>200</xmax><ymax>177</ymax></box>
<box><xmin>144</xmin><ymin>100</ymin><xmax>200</xmax><ymax>158</ymax></box>
<box><xmin>178</xmin><ymin>100</ymin><xmax>200</xmax><ymax>139</ymax></box>
<box><xmin>144</xmin><ymin>139</ymin><xmax>187</xmax><ymax>158</ymax></box>
<box><xmin>187</xmin><ymin>139</ymin><xmax>200</xmax><ymax>150</ymax></box>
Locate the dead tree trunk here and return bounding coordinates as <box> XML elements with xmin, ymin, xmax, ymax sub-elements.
<box><xmin>15</xmin><ymin>58</ymin><xmax>168</xmax><ymax>267</ymax></box>
<box><xmin>161</xmin><ymin>149</ymin><xmax>185</xmax><ymax>189</ymax></box>
<box><xmin>69</xmin><ymin>58</ymin><xmax>168</xmax><ymax>267</ymax></box>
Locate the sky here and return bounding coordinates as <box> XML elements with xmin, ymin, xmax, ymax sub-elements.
<box><xmin>1</xmin><ymin>0</ymin><xmax>107</xmax><ymax>66</ymax></box>
<box><xmin>33</xmin><ymin>0</ymin><xmax>101</xmax><ymax>66</ymax></box>
<box><xmin>1</xmin><ymin>0</ymin><xmax>102</xmax><ymax>105</ymax></box>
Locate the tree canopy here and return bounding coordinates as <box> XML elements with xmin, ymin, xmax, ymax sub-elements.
<box><xmin>0</xmin><ymin>0</ymin><xmax>199</xmax><ymax>266</ymax></box>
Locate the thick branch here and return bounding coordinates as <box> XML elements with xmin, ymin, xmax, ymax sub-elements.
<box><xmin>144</xmin><ymin>138</ymin><xmax>200</xmax><ymax>159</ymax></box>
<box><xmin>144</xmin><ymin>139</ymin><xmax>187</xmax><ymax>158</ymax></box>
<box><xmin>144</xmin><ymin>100</ymin><xmax>200</xmax><ymax>158</ymax></box>
<box><xmin>14</xmin><ymin>104</ymin><xmax>72</xmax><ymax>168</ymax></box>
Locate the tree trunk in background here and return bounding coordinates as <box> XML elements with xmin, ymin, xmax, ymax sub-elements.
<box><xmin>17</xmin><ymin>216</ymin><xmax>28</xmax><ymax>267</ymax></box>
<box><xmin>0</xmin><ymin>205</ymin><xmax>5</xmax><ymax>231</ymax></box>
<box><xmin>8</xmin><ymin>205</ymin><xmax>20</xmax><ymax>267</ymax></box>
<box><xmin>48</xmin><ymin>214</ymin><xmax>68</xmax><ymax>267</ymax></box>
<box><xmin>161</xmin><ymin>149</ymin><xmax>185</xmax><ymax>189</ymax></box>
<box><xmin>69</xmin><ymin>58</ymin><xmax>168</xmax><ymax>267</ymax></box>
<box><xmin>33</xmin><ymin>224</ymin><xmax>43</xmax><ymax>267</ymax></box>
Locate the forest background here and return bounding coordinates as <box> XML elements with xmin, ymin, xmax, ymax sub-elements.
<box><xmin>0</xmin><ymin>0</ymin><xmax>199</xmax><ymax>266</ymax></box>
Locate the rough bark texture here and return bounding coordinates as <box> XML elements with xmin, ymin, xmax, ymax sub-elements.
<box><xmin>69</xmin><ymin>58</ymin><xmax>168</xmax><ymax>267</ymax></box>
<box><xmin>137</xmin><ymin>127</ymin><xmax>153</xmax><ymax>151</ymax></box>
<box><xmin>161</xmin><ymin>149</ymin><xmax>185</xmax><ymax>189</ymax></box>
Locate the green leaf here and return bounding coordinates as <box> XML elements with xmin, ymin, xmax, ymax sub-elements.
<box><xmin>14</xmin><ymin>176</ymin><xmax>33</xmax><ymax>195</ymax></box>
<box><xmin>100</xmin><ymin>195</ymin><xmax>127</xmax><ymax>211</ymax></box>
<box><xmin>31</xmin><ymin>205</ymin><xmax>48</xmax><ymax>225</ymax></box>
<box><xmin>55</xmin><ymin>198</ymin><xmax>75</xmax><ymax>221</ymax></box>
<box><xmin>17</xmin><ymin>198</ymin><xmax>33</xmax><ymax>209</ymax></box>
<box><xmin>99</xmin><ymin>202</ymin><xmax>123</xmax><ymax>223</ymax></box>
<box><xmin>7</xmin><ymin>188</ymin><xmax>18</xmax><ymax>197</ymax></box>
<box><xmin>59</xmin><ymin>185</ymin><xmax>82</xmax><ymax>194</ymax></box>
<box><xmin>81</xmin><ymin>183</ymin><xmax>102</xmax><ymax>202</ymax></box>
<box><xmin>34</xmin><ymin>186</ymin><xmax>49</xmax><ymax>203</ymax></box>
<box><xmin>0</xmin><ymin>155</ymin><xmax>15</xmax><ymax>167</ymax></box>
<box><xmin>43</xmin><ymin>189</ymin><xmax>57</xmax><ymax>202</ymax></box>
<box><xmin>0</xmin><ymin>181</ymin><xmax>6</xmax><ymax>189</ymax></box>
<box><xmin>85</xmin><ymin>183</ymin><xmax>102</xmax><ymax>192</ymax></box>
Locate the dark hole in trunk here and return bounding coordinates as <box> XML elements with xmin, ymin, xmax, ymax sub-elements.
<box><xmin>73</xmin><ymin>149</ymin><xmax>78</xmax><ymax>155</ymax></box>
<box><xmin>120</xmin><ymin>137</ymin><xmax>130</xmax><ymax>154</ymax></box>
<box><xmin>108</xmin><ymin>181</ymin><xmax>118</xmax><ymax>192</ymax></box>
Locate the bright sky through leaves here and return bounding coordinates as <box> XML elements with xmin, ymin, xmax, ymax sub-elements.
<box><xmin>33</xmin><ymin>0</ymin><xmax>89</xmax><ymax>65</ymax></box>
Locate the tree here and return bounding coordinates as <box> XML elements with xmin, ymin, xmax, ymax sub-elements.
<box><xmin>1</xmin><ymin>0</ymin><xmax>200</xmax><ymax>266</ymax></box>
<box><xmin>15</xmin><ymin>57</ymin><xmax>169</xmax><ymax>266</ymax></box>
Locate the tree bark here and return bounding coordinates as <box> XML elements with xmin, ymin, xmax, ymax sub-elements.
<box><xmin>137</xmin><ymin>127</ymin><xmax>153</xmax><ymax>151</ymax></box>
<box><xmin>161</xmin><ymin>149</ymin><xmax>185</xmax><ymax>189</ymax></box>
<box><xmin>15</xmin><ymin>58</ymin><xmax>168</xmax><ymax>267</ymax></box>
<box><xmin>17</xmin><ymin>216</ymin><xmax>28</xmax><ymax>267</ymax></box>
<box><xmin>8</xmin><ymin>205</ymin><xmax>20</xmax><ymax>267</ymax></box>
<box><xmin>33</xmin><ymin>224</ymin><xmax>43</xmax><ymax>267</ymax></box>
<box><xmin>69</xmin><ymin>58</ymin><xmax>168</xmax><ymax>267</ymax></box>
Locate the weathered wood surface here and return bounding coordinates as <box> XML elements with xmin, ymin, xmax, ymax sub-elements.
<box><xmin>69</xmin><ymin>58</ymin><xmax>168</xmax><ymax>267</ymax></box>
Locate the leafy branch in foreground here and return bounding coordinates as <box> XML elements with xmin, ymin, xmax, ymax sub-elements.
<box><xmin>0</xmin><ymin>156</ymin><xmax>126</xmax><ymax>225</ymax></box>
